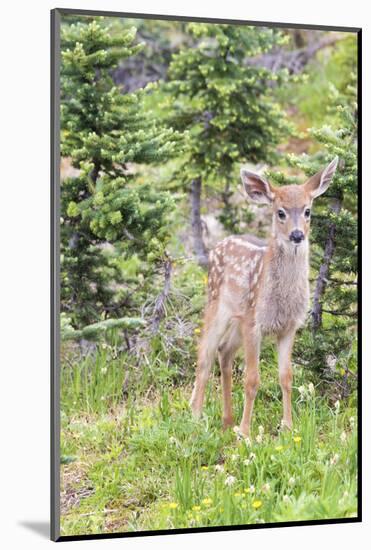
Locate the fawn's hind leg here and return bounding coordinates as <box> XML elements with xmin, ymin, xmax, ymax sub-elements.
<box><xmin>218</xmin><ymin>323</ymin><xmax>241</xmax><ymax>429</ymax></box>
<box><xmin>190</xmin><ymin>302</ymin><xmax>231</xmax><ymax>418</ymax></box>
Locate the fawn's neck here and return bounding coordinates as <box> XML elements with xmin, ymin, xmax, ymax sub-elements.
<box><xmin>264</xmin><ymin>235</ymin><xmax>310</xmax><ymax>296</ymax></box>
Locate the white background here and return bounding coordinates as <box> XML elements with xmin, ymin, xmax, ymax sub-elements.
<box><xmin>1</xmin><ymin>0</ymin><xmax>369</xmax><ymax>548</ymax></box>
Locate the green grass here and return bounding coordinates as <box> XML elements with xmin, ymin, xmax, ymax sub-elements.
<box><xmin>60</xmin><ymin>348</ymin><xmax>358</xmax><ymax>536</ymax></box>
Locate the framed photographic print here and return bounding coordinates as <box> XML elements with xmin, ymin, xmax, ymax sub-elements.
<box><xmin>51</xmin><ymin>7</ymin><xmax>361</xmax><ymax>542</ymax></box>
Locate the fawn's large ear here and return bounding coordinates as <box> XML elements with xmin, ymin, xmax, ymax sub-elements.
<box><xmin>240</xmin><ymin>168</ymin><xmax>275</xmax><ymax>204</ymax></box>
<box><xmin>304</xmin><ymin>157</ymin><xmax>339</xmax><ymax>199</ymax></box>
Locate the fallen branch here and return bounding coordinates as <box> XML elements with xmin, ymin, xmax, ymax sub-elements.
<box><xmin>151</xmin><ymin>257</ymin><xmax>173</xmax><ymax>334</ymax></box>
<box><xmin>248</xmin><ymin>35</ymin><xmax>344</xmax><ymax>75</ymax></box>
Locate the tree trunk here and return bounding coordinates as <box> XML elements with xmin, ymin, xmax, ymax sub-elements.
<box><xmin>190</xmin><ymin>177</ymin><xmax>209</xmax><ymax>268</ymax></box>
<box><xmin>311</xmin><ymin>198</ymin><xmax>342</xmax><ymax>331</ymax></box>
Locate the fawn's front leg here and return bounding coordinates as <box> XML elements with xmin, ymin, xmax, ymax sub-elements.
<box><xmin>277</xmin><ymin>329</ymin><xmax>296</xmax><ymax>430</ymax></box>
<box><xmin>239</xmin><ymin>321</ymin><xmax>261</xmax><ymax>438</ymax></box>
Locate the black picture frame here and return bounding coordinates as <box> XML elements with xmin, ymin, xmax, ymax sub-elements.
<box><xmin>51</xmin><ymin>8</ymin><xmax>362</xmax><ymax>542</ymax></box>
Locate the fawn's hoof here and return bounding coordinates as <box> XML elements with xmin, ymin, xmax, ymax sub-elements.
<box><xmin>222</xmin><ymin>417</ymin><xmax>234</xmax><ymax>430</ymax></box>
<box><xmin>233</xmin><ymin>425</ymin><xmax>250</xmax><ymax>442</ymax></box>
<box><xmin>280</xmin><ymin>419</ymin><xmax>292</xmax><ymax>431</ymax></box>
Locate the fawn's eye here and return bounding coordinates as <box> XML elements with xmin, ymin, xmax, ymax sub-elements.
<box><xmin>277</xmin><ymin>209</ymin><xmax>286</xmax><ymax>220</ymax></box>
<box><xmin>304</xmin><ymin>208</ymin><xmax>311</xmax><ymax>218</ymax></box>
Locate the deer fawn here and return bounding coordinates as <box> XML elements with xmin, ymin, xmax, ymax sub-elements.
<box><xmin>190</xmin><ymin>157</ymin><xmax>338</xmax><ymax>437</ymax></box>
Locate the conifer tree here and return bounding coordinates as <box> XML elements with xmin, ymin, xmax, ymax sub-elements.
<box><xmin>60</xmin><ymin>19</ymin><xmax>182</xmax><ymax>327</ymax></box>
<box><xmin>166</xmin><ymin>23</ymin><xmax>293</xmax><ymax>265</ymax></box>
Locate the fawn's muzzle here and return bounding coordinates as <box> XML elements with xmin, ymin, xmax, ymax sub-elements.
<box><xmin>289</xmin><ymin>230</ymin><xmax>305</xmax><ymax>244</ymax></box>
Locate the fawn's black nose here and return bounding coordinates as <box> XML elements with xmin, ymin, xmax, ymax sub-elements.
<box><xmin>289</xmin><ymin>230</ymin><xmax>305</xmax><ymax>244</ymax></box>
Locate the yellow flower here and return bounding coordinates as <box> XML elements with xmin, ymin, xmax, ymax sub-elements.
<box><xmin>234</xmin><ymin>492</ymin><xmax>242</xmax><ymax>497</ymax></box>
<box><xmin>192</xmin><ymin>505</ymin><xmax>201</xmax><ymax>511</ymax></box>
<box><xmin>252</xmin><ymin>500</ymin><xmax>263</xmax><ymax>509</ymax></box>
<box><xmin>293</xmin><ymin>436</ymin><xmax>302</xmax><ymax>444</ymax></box>
<box><xmin>201</xmin><ymin>465</ymin><xmax>209</xmax><ymax>471</ymax></box>
<box><xmin>275</xmin><ymin>445</ymin><xmax>283</xmax><ymax>452</ymax></box>
<box><xmin>168</xmin><ymin>502</ymin><xmax>178</xmax><ymax>509</ymax></box>
<box><xmin>194</xmin><ymin>328</ymin><xmax>201</xmax><ymax>334</ymax></box>
<box><xmin>340</xmin><ymin>368</ymin><xmax>346</xmax><ymax>376</ymax></box>
<box><xmin>244</xmin><ymin>487</ymin><xmax>250</xmax><ymax>494</ymax></box>
<box><xmin>202</xmin><ymin>497</ymin><xmax>212</xmax><ymax>506</ymax></box>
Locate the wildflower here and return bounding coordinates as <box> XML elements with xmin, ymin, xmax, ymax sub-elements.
<box><xmin>234</xmin><ymin>492</ymin><xmax>242</xmax><ymax>497</ymax></box>
<box><xmin>101</xmin><ymin>367</ymin><xmax>107</xmax><ymax>375</ymax></box>
<box><xmin>293</xmin><ymin>436</ymin><xmax>302</xmax><ymax>444</ymax></box>
<box><xmin>262</xmin><ymin>483</ymin><xmax>270</xmax><ymax>493</ymax></box>
<box><xmin>334</xmin><ymin>400</ymin><xmax>340</xmax><ymax>415</ymax></box>
<box><xmin>330</xmin><ymin>453</ymin><xmax>340</xmax><ymax>466</ymax></box>
<box><xmin>349</xmin><ymin>416</ymin><xmax>355</xmax><ymax>429</ymax></box>
<box><xmin>244</xmin><ymin>436</ymin><xmax>252</xmax><ymax>447</ymax></box>
<box><xmin>340</xmin><ymin>431</ymin><xmax>347</xmax><ymax>444</ymax></box>
<box><xmin>231</xmin><ymin>454</ymin><xmax>238</xmax><ymax>462</ymax></box>
<box><xmin>168</xmin><ymin>502</ymin><xmax>178</xmax><ymax>509</ymax></box>
<box><xmin>283</xmin><ymin>494</ymin><xmax>290</xmax><ymax>503</ymax></box>
<box><xmin>252</xmin><ymin>500</ymin><xmax>262</xmax><ymax>509</ymax></box>
<box><xmin>215</xmin><ymin>464</ymin><xmax>224</xmax><ymax>473</ymax></box>
<box><xmin>194</xmin><ymin>328</ymin><xmax>201</xmax><ymax>334</ymax></box>
<box><xmin>243</xmin><ymin>452</ymin><xmax>256</xmax><ymax>466</ymax></box>
<box><xmin>308</xmin><ymin>383</ymin><xmax>315</xmax><ymax>395</ymax></box>
<box><xmin>201</xmin><ymin>465</ymin><xmax>209</xmax><ymax>471</ymax></box>
<box><xmin>298</xmin><ymin>385</ymin><xmax>306</xmax><ymax>397</ymax></box>
<box><xmin>256</xmin><ymin>434</ymin><xmax>263</xmax><ymax>444</ymax></box>
<box><xmin>202</xmin><ymin>497</ymin><xmax>212</xmax><ymax>506</ymax></box>
<box><xmin>340</xmin><ymin>367</ymin><xmax>346</xmax><ymax>376</ymax></box>
<box><xmin>244</xmin><ymin>487</ymin><xmax>251</xmax><ymax>494</ymax></box>
<box><xmin>288</xmin><ymin>477</ymin><xmax>295</xmax><ymax>487</ymax></box>
<box><xmin>249</xmin><ymin>485</ymin><xmax>256</xmax><ymax>494</ymax></box>
<box><xmin>225</xmin><ymin>475</ymin><xmax>236</xmax><ymax>486</ymax></box>
<box><xmin>258</xmin><ymin>425</ymin><xmax>264</xmax><ymax>435</ymax></box>
<box><xmin>275</xmin><ymin>445</ymin><xmax>283</xmax><ymax>452</ymax></box>
<box><xmin>192</xmin><ymin>505</ymin><xmax>201</xmax><ymax>512</ymax></box>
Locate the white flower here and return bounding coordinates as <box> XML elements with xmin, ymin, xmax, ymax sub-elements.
<box><xmin>258</xmin><ymin>425</ymin><xmax>264</xmax><ymax>435</ymax></box>
<box><xmin>231</xmin><ymin>454</ymin><xmax>238</xmax><ymax>462</ymax></box>
<box><xmin>298</xmin><ymin>385</ymin><xmax>306</xmax><ymax>396</ymax></box>
<box><xmin>283</xmin><ymin>494</ymin><xmax>290</xmax><ymax>503</ymax></box>
<box><xmin>262</xmin><ymin>483</ymin><xmax>270</xmax><ymax>493</ymax></box>
<box><xmin>244</xmin><ymin>436</ymin><xmax>252</xmax><ymax>447</ymax></box>
<box><xmin>249</xmin><ymin>485</ymin><xmax>255</xmax><ymax>494</ymax></box>
<box><xmin>308</xmin><ymin>383</ymin><xmax>315</xmax><ymax>395</ymax></box>
<box><xmin>334</xmin><ymin>400</ymin><xmax>340</xmax><ymax>414</ymax></box>
<box><xmin>225</xmin><ymin>475</ymin><xmax>236</xmax><ymax>486</ymax></box>
<box><xmin>349</xmin><ymin>416</ymin><xmax>355</xmax><ymax>429</ymax></box>
<box><xmin>330</xmin><ymin>453</ymin><xmax>340</xmax><ymax>466</ymax></box>
<box><xmin>340</xmin><ymin>431</ymin><xmax>347</xmax><ymax>444</ymax></box>
<box><xmin>243</xmin><ymin>453</ymin><xmax>256</xmax><ymax>466</ymax></box>
<box><xmin>215</xmin><ymin>464</ymin><xmax>224</xmax><ymax>473</ymax></box>
<box><xmin>256</xmin><ymin>434</ymin><xmax>263</xmax><ymax>444</ymax></box>
<box><xmin>288</xmin><ymin>477</ymin><xmax>295</xmax><ymax>487</ymax></box>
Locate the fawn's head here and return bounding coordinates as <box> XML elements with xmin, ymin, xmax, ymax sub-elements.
<box><xmin>241</xmin><ymin>157</ymin><xmax>338</xmax><ymax>252</ymax></box>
